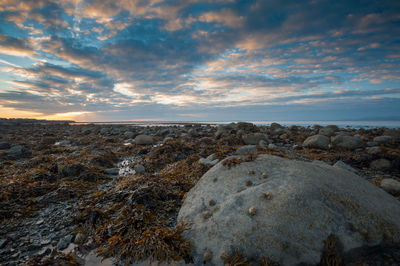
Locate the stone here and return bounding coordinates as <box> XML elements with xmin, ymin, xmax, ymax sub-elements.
<box><xmin>104</xmin><ymin>168</ymin><xmax>119</xmax><ymax>175</ymax></box>
<box><xmin>373</xmin><ymin>136</ymin><xmax>393</xmax><ymax>145</ymax></box>
<box><xmin>124</xmin><ymin>131</ymin><xmax>134</xmax><ymax>138</ymax></box>
<box><xmin>188</xmin><ymin>128</ymin><xmax>198</xmax><ymax>137</ymax></box>
<box><xmin>302</xmin><ymin>134</ymin><xmax>330</xmax><ymax>150</ymax></box>
<box><xmin>134</xmin><ymin>164</ymin><xmax>145</xmax><ymax>174</ymax></box>
<box><xmin>0</xmin><ymin>141</ymin><xmax>11</xmax><ymax>150</ymax></box>
<box><xmin>199</xmin><ymin>154</ymin><xmax>219</xmax><ymax>166</ymax></box>
<box><xmin>0</xmin><ymin>239</ymin><xmax>6</xmax><ymax>248</ymax></box>
<box><xmin>333</xmin><ymin>160</ymin><xmax>358</xmax><ymax>174</ymax></box>
<box><xmin>235</xmin><ymin>145</ymin><xmax>258</xmax><ymax>155</ymax></box>
<box><xmin>259</xmin><ymin>140</ymin><xmax>268</xmax><ymax>147</ymax></box>
<box><xmin>178</xmin><ymin>154</ymin><xmax>400</xmax><ymax>266</ymax></box>
<box><xmin>215</xmin><ymin>124</ymin><xmax>235</xmax><ymax>138</ymax></box>
<box><xmin>242</xmin><ymin>133</ymin><xmax>268</xmax><ymax>145</ymax></box>
<box><xmin>370</xmin><ymin>159</ymin><xmax>391</xmax><ymax>170</ymax></box>
<box><xmin>134</xmin><ymin>134</ymin><xmax>154</xmax><ymax>145</ymax></box>
<box><xmin>268</xmin><ymin>143</ymin><xmax>277</xmax><ymax>149</ymax></box>
<box><xmin>270</xmin><ymin>122</ymin><xmax>286</xmax><ymax>135</ymax></box>
<box><xmin>54</xmin><ymin>140</ymin><xmax>70</xmax><ymax>146</ymax></box>
<box><xmin>383</xmin><ymin>129</ymin><xmax>400</xmax><ymax>139</ymax></box>
<box><xmin>74</xmin><ymin>233</ymin><xmax>86</xmax><ymax>244</ymax></box>
<box><xmin>58</xmin><ymin>163</ymin><xmax>83</xmax><ymax>177</ymax></box>
<box><xmin>235</xmin><ymin>122</ymin><xmax>256</xmax><ymax>132</ymax></box>
<box><xmin>37</xmin><ymin>247</ymin><xmax>51</xmax><ymax>257</ymax></box>
<box><xmin>7</xmin><ymin>145</ymin><xmax>24</xmax><ymax>158</ymax></box>
<box><xmin>331</xmin><ymin>135</ymin><xmax>364</xmax><ymax>150</ymax></box>
<box><xmin>380</xmin><ymin>178</ymin><xmax>400</xmax><ymax>195</ymax></box>
<box><xmin>318</xmin><ymin>125</ymin><xmax>338</xmax><ymax>137</ymax></box>
<box><xmin>366</xmin><ymin>146</ymin><xmax>382</xmax><ymax>155</ymax></box>
<box><xmin>57</xmin><ymin>238</ymin><xmax>69</xmax><ymax>250</ymax></box>
<box><xmin>366</xmin><ymin>141</ymin><xmax>378</xmax><ymax>147</ymax></box>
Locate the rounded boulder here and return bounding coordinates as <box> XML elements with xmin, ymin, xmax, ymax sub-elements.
<box><xmin>178</xmin><ymin>154</ymin><xmax>400</xmax><ymax>265</ymax></box>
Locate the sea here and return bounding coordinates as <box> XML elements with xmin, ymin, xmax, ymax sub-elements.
<box><xmin>71</xmin><ymin>120</ymin><xmax>400</xmax><ymax>129</ymax></box>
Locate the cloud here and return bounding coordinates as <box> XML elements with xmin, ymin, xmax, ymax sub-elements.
<box><xmin>0</xmin><ymin>0</ymin><xmax>399</xmax><ymax>120</ymax></box>
<box><xmin>0</xmin><ymin>35</ymin><xmax>35</xmax><ymax>57</ymax></box>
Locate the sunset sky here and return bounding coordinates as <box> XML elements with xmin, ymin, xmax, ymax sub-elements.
<box><xmin>0</xmin><ymin>0</ymin><xmax>399</xmax><ymax>122</ymax></box>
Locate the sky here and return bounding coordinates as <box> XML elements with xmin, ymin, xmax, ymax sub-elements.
<box><xmin>0</xmin><ymin>0</ymin><xmax>399</xmax><ymax>122</ymax></box>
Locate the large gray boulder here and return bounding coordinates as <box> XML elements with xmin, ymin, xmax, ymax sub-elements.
<box><xmin>178</xmin><ymin>155</ymin><xmax>400</xmax><ymax>266</ymax></box>
<box><xmin>331</xmin><ymin>135</ymin><xmax>364</xmax><ymax>150</ymax></box>
<box><xmin>302</xmin><ymin>134</ymin><xmax>330</xmax><ymax>150</ymax></box>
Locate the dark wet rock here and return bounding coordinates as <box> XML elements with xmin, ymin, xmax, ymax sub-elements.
<box><xmin>370</xmin><ymin>159</ymin><xmax>391</xmax><ymax>170</ymax></box>
<box><xmin>235</xmin><ymin>122</ymin><xmax>257</xmax><ymax>132</ymax></box>
<box><xmin>302</xmin><ymin>134</ymin><xmax>329</xmax><ymax>150</ymax></box>
<box><xmin>380</xmin><ymin>178</ymin><xmax>400</xmax><ymax>196</ymax></box>
<box><xmin>0</xmin><ymin>141</ymin><xmax>10</xmax><ymax>150</ymax></box>
<box><xmin>235</xmin><ymin>145</ymin><xmax>258</xmax><ymax>155</ymax></box>
<box><xmin>366</xmin><ymin>146</ymin><xmax>382</xmax><ymax>155</ymax></box>
<box><xmin>270</xmin><ymin>122</ymin><xmax>286</xmax><ymax>135</ymax></box>
<box><xmin>135</xmin><ymin>134</ymin><xmax>154</xmax><ymax>145</ymax></box>
<box><xmin>58</xmin><ymin>163</ymin><xmax>84</xmax><ymax>177</ymax></box>
<box><xmin>373</xmin><ymin>136</ymin><xmax>393</xmax><ymax>145</ymax></box>
<box><xmin>179</xmin><ymin>154</ymin><xmax>400</xmax><ymax>266</ymax></box>
<box><xmin>383</xmin><ymin>129</ymin><xmax>400</xmax><ymax>139</ymax></box>
<box><xmin>134</xmin><ymin>164</ymin><xmax>145</xmax><ymax>175</ymax></box>
<box><xmin>242</xmin><ymin>133</ymin><xmax>268</xmax><ymax>145</ymax></box>
<box><xmin>0</xmin><ymin>239</ymin><xmax>7</xmax><ymax>248</ymax></box>
<box><xmin>319</xmin><ymin>125</ymin><xmax>339</xmax><ymax>137</ymax></box>
<box><xmin>37</xmin><ymin>247</ymin><xmax>51</xmax><ymax>257</ymax></box>
<box><xmin>155</xmin><ymin>128</ymin><xmax>170</xmax><ymax>136</ymax></box>
<box><xmin>366</xmin><ymin>141</ymin><xmax>378</xmax><ymax>147</ymax></box>
<box><xmin>215</xmin><ymin>124</ymin><xmax>235</xmax><ymax>138</ymax></box>
<box><xmin>7</xmin><ymin>145</ymin><xmax>24</xmax><ymax>158</ymax></box>
<box><xmin>104</xmin><ymin>168</ymin><xmax>119</xmax><ymax>175</ymax></box>
<box><xmin>124</xmin><ymin>131</ymin><xmax>134</xmax><ymax>138</ymax></box>
<box><xmin>331</xmin><ymin>135</ymin><xmax>364</xmax><ymax>150</ymax></box>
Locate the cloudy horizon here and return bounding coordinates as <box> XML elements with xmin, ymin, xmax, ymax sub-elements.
<box><xmin>0</xmin><ymin>0</ymin><xmax>400</xmax><ymax>122</ymax></box>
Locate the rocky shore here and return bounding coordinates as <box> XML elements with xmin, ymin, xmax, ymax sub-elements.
<box><xmin>0</xmin><ymin>121</ymin><xmax>399</xmax><ymax>265</ymax></box>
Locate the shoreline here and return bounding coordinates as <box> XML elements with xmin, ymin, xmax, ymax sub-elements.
<box><xmin>0</xmin><ymin>121</ymin><xmax>399</xmax><ymax>265</ymax></box>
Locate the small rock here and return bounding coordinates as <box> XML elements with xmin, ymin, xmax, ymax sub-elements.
<box><xmin>242</xmin><ymin>133</ymin><xmax>268</xmax><ymax>145</ymax></box>
<box><xmin>0</xmin><ymin>239</ymin><xmax>7</xmax><ymax>248</ymax></box>
<box><xmin>331</xmin><ymin>135</ymin><xmax>364</xmax><ymax>150</ymax></box>
<box><xmin>57</xmin><ymin>238</ymin><xmax>69</xmax><ymax>250</ymax></box>
<box><xmin>303</xmin><ymin>135</ymin><xmax>330</xmax><ymax>150</ymax></box>
<box><xmin>248</xmin><ymin>206</ymin><xmax>257</xmax><ymax>216</ymax></box>
<box><xmin>135</xmin><ymin>134</ymin><xmax>154</xmax><ymax>145</ymax></box>
<box><xmin>318</xmin><ymin>125</ymin><xmax>338</xmax><ymax>137</ymax></box>
<box><xmin>370</xmin><ymin>159</ymin><xmax>391</xmax><ymax>170</ymax></box>
<box><xmin>36</xmin><ymin>219</ymin><xmax>44</xmax><ymax>225</ymax></box>
<box><xmin>37</xmin><ymin>247</ymin><xmax>51</xmax><ymax>257</ymax></box>
<box><xmin>236</xmin><ymin>145</ymin><xmax>257</xmax><ymax>155</ymax></box>
<box><xmin>259</xmin><ymin>140</ymin><xmax>268</xmax><ymax>147</ymax></box>
<box><xmin>209</xmin><ymin>200</ymin><xmax>216</xmax><ymax>206</ymax></box>
<box><xmin>134</xmin><ymin>164</ymin><xmax>145</xmax><ymax>175</ymax></box>
<box><xmin>7</xmin><ymin>145</ymin><xmax>24</xmax><ymax>158</ymax></box>
<box><xmin>333</xmin><ymin>160</ymin><xmax>358</xmax><ymax>174</ymax></box>
<box><xmin>380</xmin><ymin>178</ymin><xmax>400</xmax><ymax>195</ymax></box>
<box><xmin>373</xmin><ymin>136</ymin><xmax>393</xmax><ymax>145</ymax></box>
<box><xmin>74</xmin><ymin>233</ymin><xmax>86</xmax><ymax>244</ymax></box>
<box><xmin>268</xmin><ymin>143</ymin><xmax>277</xmax><ymax>149</ymax></box>
<box><xmin>104</xmin><ymin>168</ymin><xmax>119</xmax><ymax>175</ymax></box>
<box><xmin>366</xmin><ymin>141</ymin><xmax>378</xmax><ymax>147</ymax></box>
<box><xmin>199</xmin><ymin>154</ymin><xmax>219</xmax><ymax>166</ymax></box>
<box><xmin>366</xmin><ymin>146</ymin><xmax>382</xmax><ymax>155</ymax></box>
<box><xmin>0</xmin><ymin>142</ymin><xmax>10</xmax><ymax>150</ymax></box>
<box><xmin>262</xmin><ymin>172</ymin><xmax>269</xmax><ymax>179</ymax></box>
<box><xmin>54</xmin><ymin>140</ymin><xmax>70</xmax><ymax>146</ymax></box>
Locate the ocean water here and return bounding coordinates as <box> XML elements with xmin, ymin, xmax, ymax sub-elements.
<box><xmin>72</xmin><ymin>120</ymin><xmax>400</xmax><ymax>129</ymax></box>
